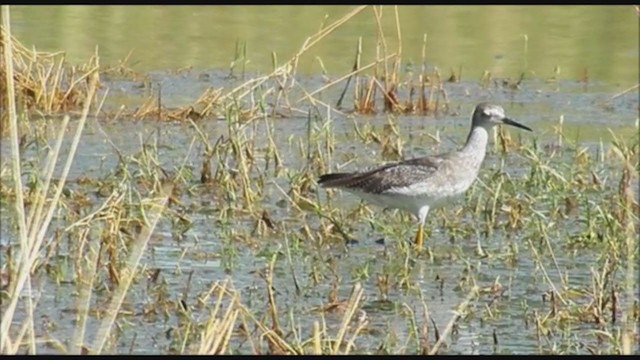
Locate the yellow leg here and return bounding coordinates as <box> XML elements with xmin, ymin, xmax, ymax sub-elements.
<box><xmin>414</xmin><ymin>223</ymin><xmax>424</xmax><ymax>248</ymax></box>
<box><xmin>414</xmin><ymin>207</ymin><xmax>429</xmax><ymax>249</ymax></box>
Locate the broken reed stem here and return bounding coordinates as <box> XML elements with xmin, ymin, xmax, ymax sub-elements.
<box><xmin>428</xmin><ymin>286</ymin><xmax>478</xmax><ymax>355</ymax></box>
<box><xmin>28</xmin><ymin>68</ymin><xmax>99</xmax><ymax>264</ymax></box>
<box><xmin>335</xmin><ymin>42</ymin><xmax>359</xmax><ymax>109</ymax></box>
<box><xmin>25</xmin><ymin>115</ymin><xmax>70</xmax><ymax>232</ymax></box>
<box><xmin>90</xmin><ymin>181</ymin><xmax>175</xmax><ymax>354</ymax></box>
<box><xmin>215</xmin><ymin>5</ymin><xmax>368</xmax><ymax>107</ymax></box>
<box><xmin>526</xmin><ymin>237</ymin><xmax>568</xmax><ymax>306</ymax></box>
<box><xmin>3</xmin><ymin>63</ymin><xmax>98</xmax><ymax>353</ymax></box>
<box><xmin>313</xmin><ymin>321</ymin><xmax>322</xmax><ymax>354</ymax></box>
<box><xmin>71</xmin><ymin>235</ymin><xmax>101</xmax><ymax>354</ymax></box>
<box><xmin>393</xmin><ymin>5</ymin><xmax>402</xmax><ymax>84</ymax></box>
<box><xmin>197</xmin><ymin>281</ymin><xmax>240</xmax><ymax>355</ymax></box>
<box><xmin>0</xmin><ymin>5</ymin><xmax>33</xmax><ymax>354</ymax></box>
<box><xmin>1</xmin><ymin>13</ymin><xmax>101</xmax><ymax>349</ymax></box>
<box><xmin>331</xmin><ymin>282</ymin><xmax>364</xmax><ymax>354</ymax></box>
<box><xmin>604</xmin><ymin>83</ymin><xmax>639</xmax><ymax>104</ymax></box>
<box><xmin>297</xmin><ymin>53</ymin><xmax>397</xmax><ymax>105</ymax></box>
<box><xmin>371</xmin><ymin>6</ymin><xmax>389</xmax><ymax>87</ymax></box>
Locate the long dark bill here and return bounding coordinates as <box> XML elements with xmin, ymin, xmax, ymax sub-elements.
<box><xmin>502</xmin><ymin>117</ymin><xmax>533</xmax><ymax>132</ymax></box>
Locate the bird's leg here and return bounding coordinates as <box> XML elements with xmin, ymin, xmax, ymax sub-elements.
<box><xmin>414</xmin><ymin>223</ymin><xmax>424</xmax><ymax>248</ymax></box>
<box><xmin>413</xmin><ymin>206</ymin><xmax>430</xmax><ymax>249</ymax></box>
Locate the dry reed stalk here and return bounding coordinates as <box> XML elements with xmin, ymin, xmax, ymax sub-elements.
<box><xmin>392</xmin><ymin>6</ymin><xmax>402</xmax><ymax>87</ymax></box>
<box><xmin>428</xmin><ymin>286</ymin><xmax>479</xmax><ymax>355</ymax></box>
<box><xmin>372</xmin><ymin>76</ymin><xmax>402</xmax><ymax>111</ymax></box>
<box><xmin>25</xmin><ymin>114</ymin><xmax>69</xmax><ymax>233</ymax></box>
<box><xmin>239</xmin><ymin>303</ymin><xmax>298</xmax><ymax>354</ymax></box>
<box><xmin>1</xmin><ymin>26</ymin><xmax>94</xmax><ymax>114</ymax></box>
<box><xmin>603</xmin><ymin>83</ymin><xmax>639</xmax><ymax>105</ymax></box>
<box><xmin>212</xmin><ymin>5</ymin><xmax>368</xmax><ymax>110</ymax></box>
<box><xmin>330</xmin><ymin>282</ymin><xmax>364</xmax><ymax>354</ymax></box>
<box><xmin>176</xmin><ymin>6</ymin><xmax>368</xmax><ymax>121</ymax></box>
<box><xmin>312</xmin><ymin>321</ymin><xmax>322</xmax><ymax>354</ymax></box>
<box><xmin>297</xmin><ymin>54</ymin><xmax>396</xmax><ymax>106</ymax></box>
<box><xmin>197</xmin><ymin>280</ymin><xmax>240</xmax><ymax>355</ymax></box>
<box><xmin>71</xmin><ymin>234</ymin><xmax>101</xmax><ymax>354</ymax></box>
<box><xmin>1</xmin><ymin>6</ymin><xmax>101</xmax><ymax>353</ymax></box>
<box><xmin>90</xmin><ymin>181</ymin><xmax>175</xmax><ymax>354</ymax></box>
<box><xmin>295</xmin><ymin>84</ymin><xmax>348</xmax><ymax>118</ymax></box>
<box><xmin>0</xmin><ymin>5</ymin><xmax>32</xmax><ymax>353</ymax></box>
<box><xmin>372</xmin><ymin>6</ymin><xmax>389</xmax><ymax>88</ymax></box>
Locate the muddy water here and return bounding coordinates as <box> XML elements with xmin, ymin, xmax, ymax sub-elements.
<box><xmin>1</xmin><ymin>67</ymin><xmax>638</xmax><ymax>354</ymax></box>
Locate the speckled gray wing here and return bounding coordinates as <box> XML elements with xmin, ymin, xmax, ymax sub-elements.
<box><xmin>318</xmin><ymin>156</ymin><xmax>445</xmax><ymax>194</ymax></box>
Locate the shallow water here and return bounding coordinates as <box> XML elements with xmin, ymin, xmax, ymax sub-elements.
<box><xmin>1</xmin><ymin>69</ymin><xmax>637</xmax><ymax>353</ymax></box>
<box><xmin>10</xmin><ymin>5</ymin><xmax>639</xmax><ymax>87</ymax></box>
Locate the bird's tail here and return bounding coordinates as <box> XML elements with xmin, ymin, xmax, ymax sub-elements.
<box><xmin>317</xmin><ymin>172</ymin><xmax>355</xmax><ymax>188</ymax></box>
